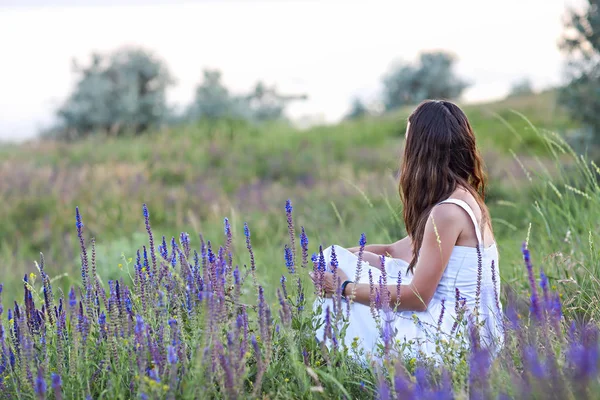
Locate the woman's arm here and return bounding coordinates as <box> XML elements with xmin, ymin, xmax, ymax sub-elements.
<box><xmin>347</xmin><ymin>236</ymin><xmax>413</xmax><ymax>259</ymax></box>
<box><xmin>346</xmin><ymin>243</ymin><xmax>391</xmax><ymax>256</ymax></box>
<box><xmin>339</xmin><ymin>205</ymin><xmax>463</xmax><ymax>311</ymax></box>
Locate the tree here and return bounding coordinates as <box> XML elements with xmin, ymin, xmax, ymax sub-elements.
<box><xmin>344</xmin><ymin>97</ymin><xmax>369</xmax><ymax>120</ymax></box>
<box><xmin>188</xmin><ymin>74</ymin><xmax>307</xmax><ymax>123</ymax></box>
<box><xmin>188</xmin><ymin>69</ymin><xmax>243</xmax><ymax>120</ymax></box>
<box><xmin>507</xmin><ymin>78</ymin><xmax>534</xmax><ymax>98</ymax></box>
<box><xmin>559</xmin><ymin>0</ymin><xmax>600</xmax><ymax>142</ymax></box>
<box><xmin>382</xmin><ymin>51</ymin><xmax>469</xmax><ymax>111</ymax></box>
<box><xmin>243</xmin><ymin>81</ymin><xmax>307</xmax><ymax>122</ymax></box>
<box><xmin>54</xmin><ymin>47</ymin><xmax>174</xmax><ymax>139</ymax></box>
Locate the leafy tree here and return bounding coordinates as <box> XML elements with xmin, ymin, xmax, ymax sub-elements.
<box><xmin>54</xmin><ymin>47</ymin><xmax>173</xmax><ymax>139</ymax></box>
<box><xmin>382</xmin><ymin>51</ymin><xmax>469</xmax><ymax>111</ymax></box>
<box><xmin>188</xmin><ymin>74</ymin><xmax>307</xmax><ymax>123</ymax></box>
<box><xmin>243</xmin><ymin>81</ymin><xmax>307</xmax><ymax>122</ymax></box>
<box><xmin>344</xmin><ymin>97</ymin><xmax>369</xmax><ymax>120</ymax></box>
<box><xmin>508</xmin><ymin>78</ymin><xmax>534</xmax><ymax>98</ymax></box>
<box><xmin>188</xmin><ymin>69</ymin><xmax>244</xmax><ymax>120</ymax></box>
<box><xmin>559</xmin><ymin>0</ymin><xmax>600</xmax><ymax>142</ymax></box>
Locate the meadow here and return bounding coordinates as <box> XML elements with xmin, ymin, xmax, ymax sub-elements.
<box><xmin>0</xmin><ymin>91</ymin><xmax>599</xmax><ymax>398</ymax></box>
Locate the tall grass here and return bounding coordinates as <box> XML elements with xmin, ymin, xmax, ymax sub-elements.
<box><xmin>0</xmin><ymin>198</ymin><xmax>598</xmax><ymax>399</ymax></box>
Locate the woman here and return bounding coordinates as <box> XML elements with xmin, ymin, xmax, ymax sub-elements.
<box><xmin>311</xmin><ymin>100</ymin><xmax>503</xmax><ymax>360</ymax></box>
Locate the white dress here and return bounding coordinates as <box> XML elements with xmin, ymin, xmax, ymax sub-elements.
<box><xmin>313</xmin><ymin>199</ymin><xmax>504</xmax><ymax>360</ymax></box>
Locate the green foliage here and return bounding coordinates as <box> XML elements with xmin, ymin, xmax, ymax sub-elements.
<box><xmin>187</xmin><ymin>69</ymin><xmax>244</xmax><ymax>121</ymax></box>
<box><xmin>50</xmin><ymin>47</ymin><xmax>174</xmax><ymax>139</ymax></box>
<box><xmin>3</xmin><ymin>90</ymin><xmax>600</xmax><ymax>398</ymax></box>
<box><xmin>507</xmin><ymin>78</ymin><xmax>534</xmax><ymax>98</ymax></box>
<box><xmin>0</xmin><ymin>93</ymin><xmax>579</xmax><ymax>306</ymax></box>
<box><xmin>185</xmin><ymin>71</ymin><xmax>308</xmax><ymax>126</ymax></box>
<box><xmin>382</xmin><ymin>51</ymin><xmax>469</xmax><ymax>111</ymax></box>
<box><xmin>558</xmin><ymin>0</ymin><xmax>600</xmax><ymax>143</ymax></box>
<box><xmin>344</xmin><ymin>97</ymin><xmax>370</xmax><ymax>120</ymax></box>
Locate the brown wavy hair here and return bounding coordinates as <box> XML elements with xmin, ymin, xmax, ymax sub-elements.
<box><xmin>400</xmin><ymin>100</ymin><xmax>490</xmax><ymax>273</ymax></box>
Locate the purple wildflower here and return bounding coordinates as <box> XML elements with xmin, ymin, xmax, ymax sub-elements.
<box><xmin>284</xmin><ymin>245</ymin><xmax>295</xmax><ymax>274</ymax></box>
<box><xmin>540</xmin><ymin>270</ymin><xmax>550</xmax><ymax>313</ymax></box>
<box><xmin>167</xmin><ymin>345</ymin><xmax>178</xmax><ymax>364</ymax></box>
<box><xmin>68</xmin><ymin>287</ymin><xmax>76</xmax><ymax>308</ymax></box>
<box><xmin>437</xmin><ymin>299</ymin><xmax>446</xmax><ymax>330</ymax></box>
<box><xmin>523</xmin><ymin>243</ymin><xmax>542</xmax><ymax>320</ymax></box>
<box><xmin>491</xmin><ymin>260</ymin><xmax>501</xmax><ymax>314</ymax></box>
<box><xmin>142</xmin><ymin>204</ymin><xmax>158</xmax><ymax>279</ymax></box>
<box><xmin>75</xmin><ymin>207</ymin><xmax>89</xmax><ymax>295</ymax></box>
<box><xmin>159</xmin><ymin>236</ymin><xmax>168</xmax><ymax>260</ymax></box>
<box><xmin>475</xmin><ymin>242</ymin><xmax>483</xmax><ymax>315</ymax></box>
<box><xmin>330</xmin><ymin>245</ymin><xmax>338</xmax><ymax>272</ymax></box>
<box><xmin>378</xmin><ymin>375</ymin><xmax>392</xmax><ymax>400</ymax></box>
<box><xmin>51</xmin><ymin>373</ymin><xmax>63</xmax><ymax>400</ymax></box>
<box><xmin>323</xmin><ymin>306</ymin><xmax>332</xmax><ymax>344</ymax></box>
<box><xmin>300</xmin><ymin>227</ymin><xmax>309</xmax><ymax>268</ymax></box>
<box><xmin>368</xmin><ymin>269</ymin><xmax>377</xmax><ymax>320</ymax></box>
<box><xmin>35</xmin><ymin>367</ymin><xmax>46</xmax><ymax>399</ymax></box>
<box><xmin>285</xmin><ymin>200</ymin><xmax>296</xmax><ymax>265</ymax></box>
<box><xmin>296</xmin><ymin>277</ymin><xmax>305</xmax><ymax>312</ymax></box>
<box><xmin>170</xmin><ymin>237</ymin><xmax>178</xmax><ymax>268</ymax></box>
<box><xmin>180</xmin><ymin>232</ymin><xmax>191</xmax><ymax>258</ymax></box>
<box><xmin>280</xmin><ymin>276</ymin><xmax>288</xmax><ymax>299</ymax></box>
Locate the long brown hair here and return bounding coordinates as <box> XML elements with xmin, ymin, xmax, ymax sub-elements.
<box><xmin>400</xmin><ymin>100</ymin><xmax>490</xmax><ymax>272</ymax></box>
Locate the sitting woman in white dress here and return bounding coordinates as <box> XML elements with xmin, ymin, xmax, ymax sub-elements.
<box><xmin>310</xmin><ymin>99</ymin><xmax>504</xmax><ymax>360</ymax></box>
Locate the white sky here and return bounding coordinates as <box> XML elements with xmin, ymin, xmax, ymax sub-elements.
<box><xmin>0</xmin><ymin>0</ymin><xmax>581</xmax><ymax>141</ymax></box>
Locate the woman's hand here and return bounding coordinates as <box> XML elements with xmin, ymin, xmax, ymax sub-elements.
<box><xmin>310</xmin><ymin>268</ymin><xmax>349</xmax><ymax>298</ymax></box>
<box><xmin>361</xmin><ymin>251</ymin><xmax>384</xmax><ymax>268</ymax></box>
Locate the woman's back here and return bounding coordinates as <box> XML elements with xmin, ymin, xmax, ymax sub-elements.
<box><xmin>387</xmin><ymin>197</ymin><xmax>503</xmax><ymax>357</ymax></box>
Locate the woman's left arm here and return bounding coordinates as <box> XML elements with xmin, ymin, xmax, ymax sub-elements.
<box><xmin>319</xmin><ymin>205</ymin><xmax>464</xmax><ymax>312</ymax></box>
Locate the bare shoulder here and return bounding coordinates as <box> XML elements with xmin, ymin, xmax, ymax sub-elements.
<box><xmin>428</xmin><ymin>203</ymin><xmax>466</xmax><ymax>226</ymax></box>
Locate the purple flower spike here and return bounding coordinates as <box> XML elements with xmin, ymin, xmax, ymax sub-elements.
<box><xmin>167</xmin><ymin>345</ymin><xmax>178</xmax><ymax>364</ymax></box>
<box><xmin>35</xmin><ymin>367</ymin><xmax>46</xmax><ymax>399</ymax></box>
<box><xmin>285</xmin><ymin>200</ymin><xmax>296</xmax><ymax>266</ymax></box>
<box><xmin>284</xmin><ymin>245</ymin><xmax>295</xmax><ymax>274</ymax></box>
<box><xmin>522</xmin><ymin>243</ymin><xmax>542</xmax><ymax>320</ymax></box>
<box><xmin>300</xmin><ymin>227</ymin><xmax>309</xmax><ymax>268</ymax></box>
<box><xmin>51</xmin><ymin>373</ymin><xmax>63</xmax><ymax>400</ymax></box>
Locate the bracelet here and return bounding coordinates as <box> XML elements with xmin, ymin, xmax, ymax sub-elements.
<box><xmin>341</xmin><ymin>280</ymin><xmax>353</xmax><ymax>298</ymax></box>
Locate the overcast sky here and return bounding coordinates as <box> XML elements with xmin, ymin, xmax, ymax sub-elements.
<box><xmin>0</xmin><ymin>0</ymin><xmax>581</xmax><ymax>141</ymax></box>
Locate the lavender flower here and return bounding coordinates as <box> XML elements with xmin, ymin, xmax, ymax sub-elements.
<box><xmin>75</xmin><ymin>207</ymin><xmax>89</xmax><ymax>294</ymax></box>
<box><xmin>437</xmin><ymin>299</ymin><xmax>446</xmax><ymax>330</ymax></box>
<box><xmin>329</xmin><ymin>245</ymin><xmax>338</xmax><ymax>272</ymax></box>
<box><xmin>285</xmin><ymin>200</ymin><xmax>296</xmax><ymax>265</ymax></box>
<box><xmin>68</xmin><ymin>287</ymin><xmax>76</xmax><ymax>308</ymax></box>
<box><xmin>51</xmin><ymin>373</ymin><xmax>63</xmax><ymax>400</ymax></box>
<box><xmin>284</xmin><ymin>245</ymin><xmax>295</xmax><ymax>274</ymax></box>
<box><xmin>159</xmin><ymin>236</ymin><xmax>168</xmax><ymax>260</ymax></box>
<box><xmin>170</xmin><ymin>237</ymin><xmax>178</xmax><ymax>268</ymax></box>
<box><xmin>180</xmin><ymin>232</ymin><xmax>191</xmax><ymax>258</ymax></box>
<box><xmin>142</xmin><ymin>204</ymin><xmax>158</xmax><ymax>279</ymax></box>
<box><xmin>491</xmin><ymin>260</ymin><xmax>501</xmax><ymax>314</ymax></box>
<box><xmin>523</xmin><ymin>243</ymin><xmax>542</xmax><ymax>320</ymax></box>
<box><xmin>167</xmin><ymin>345</ymin><xmax>178</xmax><ymax>364</ymax></box>
<box><xmin>35</xmin><ymin>367</ymin><xmax>46</xmax><ymax>399</ymax></box>
<box><xmin>377</xmin><ymin>375</ymin><xmax>391</xmax><ymax>400</ymax></box>
<box><xmin>300</xmin><ymin>227</ymin><xmax>309</xmax><ymax>268</ymax></box>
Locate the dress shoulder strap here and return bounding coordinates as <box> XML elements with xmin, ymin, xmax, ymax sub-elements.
<box><xmin>437</xmin><ymin>198</ymin><xmax>483</xmax><ymax>246</ymax></box>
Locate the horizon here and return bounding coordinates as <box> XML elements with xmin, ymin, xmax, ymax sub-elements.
<box><xmin>0</xmin><ymin>0</ymin><xmax>579</xmax><ymax>142</ymax></box>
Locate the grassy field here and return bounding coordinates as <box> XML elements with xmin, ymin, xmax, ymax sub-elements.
<box><xmin>0</xmin><ymin>90</ymin><xmax>584</xmax><ymax>304</ymax></box>
<box><xmin>0</xmin><ymin>90</ymin><xmax>599</xmax><ymax>398</ymax></box>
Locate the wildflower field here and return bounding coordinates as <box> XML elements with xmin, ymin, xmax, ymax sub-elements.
<box><xmin>0</xmin><ymin>92</ymin><xmax>600</xmax><ymax>398</ymax></box>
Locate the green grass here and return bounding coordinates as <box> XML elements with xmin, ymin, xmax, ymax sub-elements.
<box><xmin>2</xmin><ymin>90</ymin><xmax>600</xmax><ymax>399</ymax></box>
<box><xmin>0</xmin><ymin>89</ymin><xmax>592</xmax><ymax>313</ymax></box>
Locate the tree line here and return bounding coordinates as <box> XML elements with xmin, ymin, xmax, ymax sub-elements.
<box><xmin>44</xmin><ymin>0</ymin><xmax>600</xmax><ymax>143</ymax></box>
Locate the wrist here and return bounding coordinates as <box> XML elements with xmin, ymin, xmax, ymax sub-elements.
<box><xmin>341</xmin><ymin>280</ymin><xmax>354</xmax><ymax>298</ymax></box>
